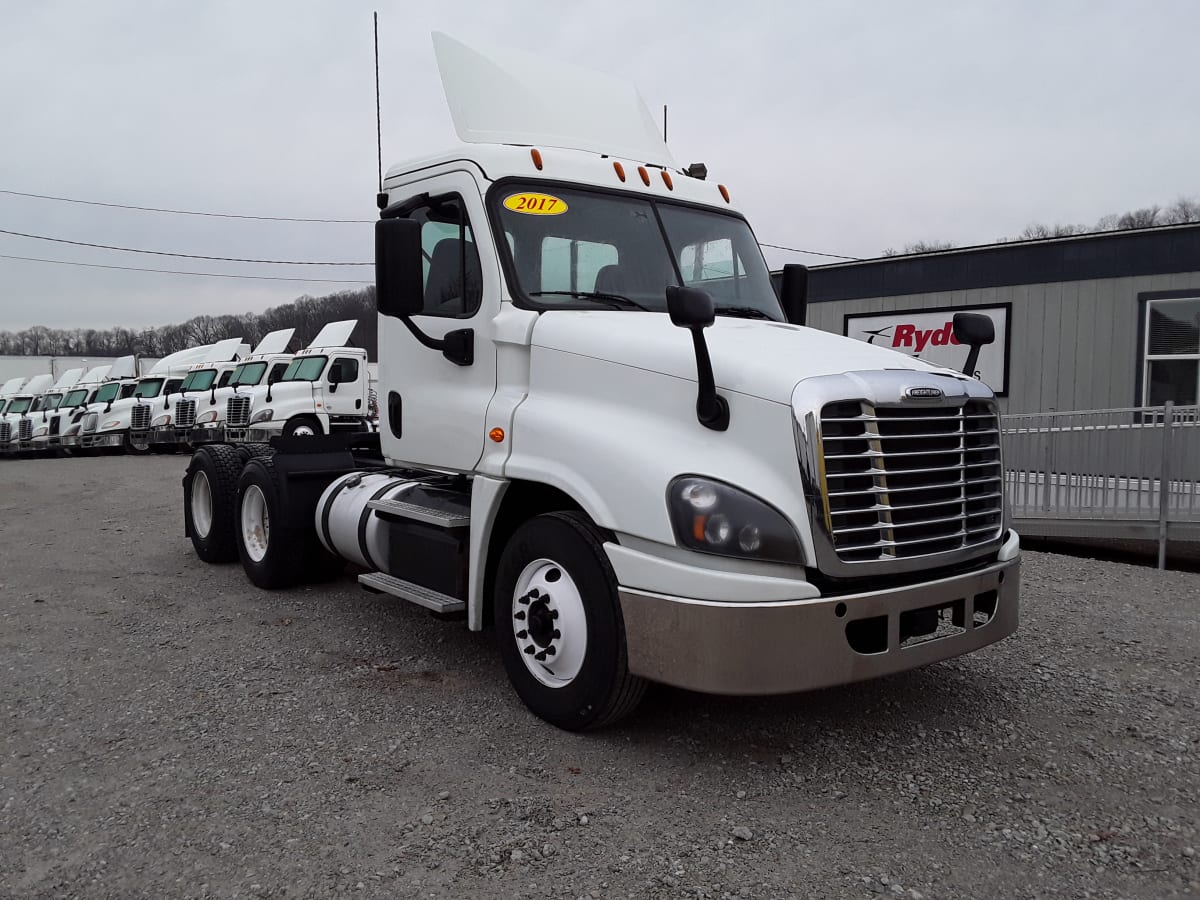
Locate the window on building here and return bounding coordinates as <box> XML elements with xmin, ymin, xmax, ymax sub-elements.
<box><xmin>1144</xmin><ymin>297</ymin><xmax>1200</xmax><ymax>406</ymax></box>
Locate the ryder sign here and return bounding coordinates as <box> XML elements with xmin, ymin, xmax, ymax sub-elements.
<box><xmin>844</xmin><ymin>305</ymin><xmax>1009</xmax><ymax>395</ymax></box>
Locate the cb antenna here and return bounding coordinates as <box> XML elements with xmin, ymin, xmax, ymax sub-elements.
<box><xmin>374</xmin><ymin>12</ymin><xmax>386</xmax><ymax>209</ymax></box>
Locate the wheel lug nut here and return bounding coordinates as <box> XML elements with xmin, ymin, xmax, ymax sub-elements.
<box><xmin>550</xmin><ymin>609</ymin><xmax>559</xmax><ymax>620</ymax></box>
<box><xmin>544</xmin><ymin>646</ymin><xmax>556</xmax><ymax>656</ymax></box>
<box><xmin>514</xmin><ymin>611</ymin><xmax>526</xmax><ymax>620</ymax></box>
<box><xmin>534</xmin><ymin>650</ymin><xmax>547</xmax><ymax>661</ymax></box>
<box><xmin>516</xmin><ymin>630</ymin><xmax>527</xmax><ymax>639</ymax></box>
<box><xmin>523</xmin><ymin>646</ymin><xmax>535</xmax><ymax>655</ymax></box>
<box><xmin>552</xmin><ymin>629</ymin><xmax>561</xmax><ymax>640</ymax></box>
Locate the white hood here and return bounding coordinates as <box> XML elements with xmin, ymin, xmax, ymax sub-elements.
<box><xmin>530</xmin><ymin>312</ymin><xmax>959</xmax><ymax>405</ymax></box>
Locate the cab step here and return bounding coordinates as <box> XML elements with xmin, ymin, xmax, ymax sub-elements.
<box><xmin>358</xmin><ymin>571</ymin><xmax>466</xmax><ymax>614</ymax></box>
<box><xmin>367</xmin><ymin>497</ymin><xmax>470</xmax><ymax>528</ymax></box>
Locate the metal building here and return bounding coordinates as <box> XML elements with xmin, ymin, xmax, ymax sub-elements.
<box><xmin>800</xmin><ymin>222</ymin><xmax>1200</xmax><ymax>415</ymax></box>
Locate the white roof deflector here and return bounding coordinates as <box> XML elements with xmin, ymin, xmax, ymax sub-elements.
<box><xmin>81</xmin><ymin>365</ymin><xmax>111</xmax><ymax>384</ymax></box>
<box><xmin>206</xmin><ymin>337</ymin><xmax>249</xmax><ymax>363</ymax></box>
<box><xmin>107</xmin><ymin>355</ymin><xmax>138</xmax><ymax>380</ymax></box>
<box><xmin>252</xmin><ymin>328</ymin><xmax>295</xmax><ymax>357</ymax></box>
<box><xmin>1</xmin><ymin>377</ymin><xmax>27</xmax><ymax>395</ymax></box>
<box><xmin>432</xmin><ymin>32</ymin><xmax>674</xmax><ymax>167</ymax></box>
<box><xmin>21</xmin><ymin>374</ymin><xmax>54</xmax><ymax>395</ymax></box>
<box><xmin>52</xmin><ymin>368</ymin><xmax>86</xmax><ymax>390</ymax></box>
<box><xmin>307</xmin><ymin>320</ymin><xmax>358</xmax><ymax>350</ymax></box>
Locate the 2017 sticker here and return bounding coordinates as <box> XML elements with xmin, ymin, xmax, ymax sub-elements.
<box><xmin>503</xmin><ymin>192</ymin><xmax>568</xmax><ymax>215</ymax></box>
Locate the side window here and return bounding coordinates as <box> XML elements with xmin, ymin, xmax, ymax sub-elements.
<box><xmin>268</xmin><ymin>363</ymin><xmax>288</xmax><ymax>384</ymax></box>
<box><xmin>120</xmin><ymin>384</ymin><xmax>136</xmax><ymax>399</ymax></box>
<box><xmin>1144</xmin><ymin>297</ymin><xmax>1200</xmax><ymax>406</ymax></box>
<box><xmin>540</xmin><ymin>237</ymin><xmax>619</xmax><ymax>293</ymax></box>
<box><xmin>410</xmin><ymin>196</ymin><xmax>482</xmax><ymax>317</ymax></box>
<box><xmin>217</xmin><ymin>371</ymin><xmax>232</xmax><ymax>388</ymax></box>
<box><xmin>330</xmin><ymin>357</ymin><xmax>359</xmax><ymax>382</ymax></box>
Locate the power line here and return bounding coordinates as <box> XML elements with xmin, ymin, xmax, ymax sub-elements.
<box><xmin>759</xmin><ymin>242</ymin><xmax>862</xmax><ymax>261</ymax></box>
<box><xmin>0</xmin><ymin>227</ymin><xmax>372</xmax><ymax>265</ymax></box>
<box><xmin>0</xmin><ymin>253</ymin><xmax>372</xmax><ymax>283</ymax></box>
<box><xmin>0</xmin><ymin>188</ymin><xmax>372</xmax><ymax>224</ymax></box>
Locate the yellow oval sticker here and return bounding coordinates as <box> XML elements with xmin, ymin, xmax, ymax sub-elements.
<box><xmin>503</xmin><ymin>192</ymin><xmax>568</xmax><ymax>216</ymax></box>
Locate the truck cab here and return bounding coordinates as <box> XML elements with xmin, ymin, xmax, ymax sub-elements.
<box><xmin>0</xmin><ymin>373</ymin><xmax>56</xmax><ymax>456</ymax></box>
<box><xmin>31</xmin><ymin>366</ymin><xmax>103</xmax><ymax>452</ymax></box>
<box><xmin>190</xmin><ymin>328</ymin><xmax>296</xmax><ymax>446</ymax></box>
<box><xmin>243</xmin><ymin>320</ymin><xmax>371</xmax><ymax>440</ymax></box>
<box><xmin>182</xmin><ymin>33</ymin><xmax>1019</xmax><ymax>731</ymax></box>
<box><xmin>148</xmin><ymin>340</ymin><xmax>255</xmax><ymax>452</ymax></box>
<box><xmin>66</xmin><ymin>356</ymin><xmax>142</xmax><ymax>452</ymax></box>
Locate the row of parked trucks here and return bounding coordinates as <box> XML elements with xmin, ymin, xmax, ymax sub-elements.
<box><xmin>0</xmin><ymin>321</ymin><xmax>376</xmax><ymax>457</ymax></box>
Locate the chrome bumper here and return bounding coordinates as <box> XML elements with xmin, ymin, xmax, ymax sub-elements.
<box><xmin>190</xmin><ymin>425</ymin><xmax>226</xmax><ymax>444</ymax></box>
<box><xmin>618</xmin><ymin>552</ymin><xmax>1020</xmax><ymax>696</ymax></box>
<box><xmin>149</xmin><ymin>426</ymin><xmax>190</xmax><ymax>444</ymax></box>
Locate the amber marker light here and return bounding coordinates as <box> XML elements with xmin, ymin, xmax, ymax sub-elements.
<box><xmin>692</xmin><ymin>515</ymin><xmax>707</xmax><ymax>542</ymax></box>
<box><xmin>638</xmin><ymin>166</ymin><xmax>650</xmax><ymax>186</ymax></box>
<box><xmin>531</xmin><ymin>148</ymin><xmax>543</xmax><ymax>170</ymax></box>
<box><xmin>661</xmin><ymin>170</ymin><xmax>673</xmax><ymax>190</ymax></box>
<box><xmin>489</xmin><ymin>427</ymin><xmax>505</xmax><ymax>443</ymax></box>
<box><xmin>613</xmin><ymin>161</ymin><xmax>626</xmax><ymax>182</ymax></box>
<box><xmin>718</xmin><ymin>184</ymin><xmax>731</xmax><ymax>203</ymax></box>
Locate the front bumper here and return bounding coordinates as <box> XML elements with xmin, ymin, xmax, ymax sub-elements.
<box><xmin>617</xmin><ymin>535</ymin><xmax>1020</xmax><ymax>696</ymax></box>
<box><xmin>190</xmin><ymin>424</ymin><xmax>228</xmax><ymax>444</ymax></box>
<box><xmin>83</xmin><ymin>430</ymin><xmax>127</xmax><ymax>449</ymax></box>
<box><xmin>149</xmin><ymin>426</ymin><xmax>192</xmax><ymax>445</ymax></box>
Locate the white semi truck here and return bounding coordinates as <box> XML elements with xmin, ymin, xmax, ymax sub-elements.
<box><xmin>1</xmin><ymin>372</ymin><xmax>67</xmax><ymax>456</ymax></box>
<box><xmin>188</xmin><ymin>328</ymin><xmax>297</xmax><ymax>446</ymax></box>
<box><xmin>63</xmin><ymin>356</ymin><xmax>143</xmax><ymax>453</ymax></box>
<box><xmin>80</xmin><ymin>340</ymin><xmax>245</xmax><ymax>454</ymax></box>
<box><xmin>31</xmin><ymin>364</ymin><xmax>111</xmax><ymax>453</ymax></box>
<box><xmin>181</xmin><ymin>34</ymin><xmax>1019</xmax><ymax>730</ymax></box>
<box><xmin>237</xmin><ymin>320</ymin><xmax>373</xmax><ymax>441</ymax></box>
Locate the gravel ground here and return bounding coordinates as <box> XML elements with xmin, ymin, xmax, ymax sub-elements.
<box><xmin>1</xmin><ymin>454</ymin><xmax>1197</xmax><ymax>900</ymax></box>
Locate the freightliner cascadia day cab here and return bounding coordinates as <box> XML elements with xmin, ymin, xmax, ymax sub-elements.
<box><xmin>181</xmin><ymin>34</ymin><xmax>1019</xmax><ymax>730</ymax></box>
<box><xmin>238</xmin><ymin>320</ymin><xmax>373</xmax><ymax>441</ymax></box>
<box><xmin>148</xmin><ymin>338</ymin><xmax>263</xmax><ymax>452</ymax></box>
<box><xmin>0</xmin><ymin>373</ymin><xmax>56</xmax><ymax>455</ymax></box>
<box><xmin>64</xmin><ymin>356</ymin><xmax>143</xmax><ymax>452</ymax></box>
<box><xmin>31</xmin><ymin>364</ymin><xmax>111</xmax><ymax>453</ymax></box>
<box><xmin>189</xmin><ymin>328</ymin><xmax>297</xmax><ymax>446</ymax></box>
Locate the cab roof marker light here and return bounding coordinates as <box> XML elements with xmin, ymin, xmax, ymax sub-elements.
<box><xmin>661</xmin><ymin>170</ymin><xmax>673</xmax><ymax>190</ymax></box>
<box><xmin>638</xmin><ymin>166</ymin><xmax>650</xmax><ymax>186</ymax></box>
<box><xmin>718</xmin><ymin>184</ymin><xmax>731</xmax><ymax>203</ymax></box>
<box><xmin>531</xmin><ymin>148</ymin><xmax>543</xmax><ymax>170</ymax></box>
<box><xmin>613</xmin><ymin>161</ymin><xmax>626</xmax><ymax>182</ymax></box>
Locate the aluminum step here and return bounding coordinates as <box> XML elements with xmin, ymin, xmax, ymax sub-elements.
<box><xmin>367</xmin><ymin>497</ymin><xmax>470</xmax><ymax>528</ymax></box>
<box><xmin>358</xmin><ymin>572</ymin><xmax>465</xmax><ymax>614</ymax></box>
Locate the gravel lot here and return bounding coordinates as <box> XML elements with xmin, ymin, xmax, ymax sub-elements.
<box><xmin>1</xmin><ymin>455</ymin><xmax>1197</xmax><ymax>900</ymax></box>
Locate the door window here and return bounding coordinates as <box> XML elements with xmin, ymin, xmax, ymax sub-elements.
<box><xmin>410</xmin><ymin>196</ymin><xmax>482</xmax><ymax>317</ymax></box>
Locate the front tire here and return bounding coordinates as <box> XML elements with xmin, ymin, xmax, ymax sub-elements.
<box><xmin>184</xmin><ymin>445</ymin><xmax>245</xmax><ymax>563</ymax></box>
<box><xmin>494</xmin><ymin>512</ymin><xmax>646</xmax><ymax>731</ymax></box>
<box><xmin>123</xmin><ymin>431</ymin><xmax>150</xmax><ymax>455</ymax></box>
<box><xmin>282</xmin><ymin>416</ymin><xmax>322</xmax><ymax>438</ymax></box>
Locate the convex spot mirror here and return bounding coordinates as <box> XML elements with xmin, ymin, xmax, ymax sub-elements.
<box><xmin>952</xmin><ymin>312</ymin><xmax>995</xmax><ymax>347</ymax></box>
<box><xmin>375</xmin><ymin>217</ymin><xmax>424</xmax><ymax>319</ymax></box>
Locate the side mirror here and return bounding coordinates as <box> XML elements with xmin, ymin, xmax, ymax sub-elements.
<box><xmin>666</xmin><ymin>285</ymin><xmax>729</xmax><ymax>431</ymax></box>
<box><xmin>952</xmin><ymin>312</ymin><xmax>995</xmax><ymax>378</ymax></box>
<box><xmin>780</xmin><ymin>264</ymin><xmax>808</xmax><ymax>326</ymax></box>
<box><xmin>375</xmin><ymin>217</ymin><xmax>425</xmax><ymax>319</ymax></box>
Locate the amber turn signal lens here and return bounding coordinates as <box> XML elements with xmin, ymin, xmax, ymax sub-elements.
<box><xmin>613</xmin><ymin>161</ymin><xmax>626</xmax><ymax>182</ymax></box>
<box><xmin>489</xmin><ymin>427</ymin><xmax>505</xmax><ymax>443</ymax></box>
<box><xmin>531</xmin><ymin>148</ymin><xmax>543</xmax><ymax>171</ymax></box>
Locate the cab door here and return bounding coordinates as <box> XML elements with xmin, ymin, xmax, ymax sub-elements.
<box><xmin>377</xmin><ymin>170</ymin><xmax>500</xmax><ymax>472</ymax></box>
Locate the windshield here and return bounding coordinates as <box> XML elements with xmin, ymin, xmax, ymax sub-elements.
<box><xmin>180</xmin><ymin>369</ymin><xmax>217</xmax><ymax>391</ymax></box>
<box><xmin>61</xmin><ymin>389</ymin><xmax>88</xmax><ymax>408</ymax></box>
<box><xmin>231</xmin><ymin>361</ymin><xmax>268</xmax><ymax>386</ymax></box>
<box><xmin>35</xmin><ymin>393</ymin><xmax>62</xmax><ymax>411</ymax></box>
<box><xmin>9</xmin><ymin>398</ymin><xmax>32</xmax><ymax>414</ymax></box>
<box><xmin>493</xmin><ymin>183</ymin><xmax>783</xmax><ymax>320</ymax></box>
<box><xmin>94</xmin><ymin>383</ymin><xmax>120</xmax><ymax>404</ymax></box>
<box><xmin>133</xmin><ymin>378</ymin><xmax>164</xmax><ymax>399</ymax></box>
<box><xmin>282</xmin><ymin>356</ymin><xmax>327</xmax><ymax>382</ymax></box>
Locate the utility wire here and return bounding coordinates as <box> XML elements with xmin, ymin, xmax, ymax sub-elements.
<box><xmin>0</xmin><ymin>227</ymin><xmax>372</xmax><ymax>265</ymax></box>
<box><xmin>0</xmin><ymin>188</ymin><xmax>372</xmax><ymax>223</ymax></box>
<box><xmin>0</xmin><ymin>253</ymin><xmax>372</xmax><ymax>283</ymax></box>
<box><xmin>758</xmin><ymin>242</ymin><xmax>861</xmax><ymax>261</ymax></box>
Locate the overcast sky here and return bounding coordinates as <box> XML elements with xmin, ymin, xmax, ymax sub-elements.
<box><xmin>1</xmin><ymin>0</ymin><xmax>1197</xmax><ymax>331</ymax></box>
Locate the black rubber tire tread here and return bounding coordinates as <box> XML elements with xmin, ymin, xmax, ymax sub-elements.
<box><xmin>283</xmin><ymin>416</ymin><xmax>323</xmax><ymax>438</ymax></box>
<box><xmin>235</xmin><ymin>442</ymin><xmax>274</xmax><ymax>462</ymax></box>
<box><xmin>493</xmin><ymin>511</ymin><xmax>647</xmax><ymax>731</ymax></box>
<box><xmin>122</xmin><ymin>432</ymin><xmax>150</xmax><ymax>455</ymax></box>
<box><xmin>184</xmin><ymin>444</ymin><xmax>245</xmax><ymax>563</ymax></box>
<box><xmin>235</xmin><ymin>457</ymin><xmax>310</xmax><ymax>590</ymax></box>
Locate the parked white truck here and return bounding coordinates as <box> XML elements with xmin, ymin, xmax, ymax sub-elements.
<box><xmin>1</xmin><ymin>372</ymin><xmax>73</xmax><ymax>456</ymax></box>
<box><xmin>188</xmin><ymin>328</ymin><xmax>297</xmax><ymax>446</ymax></box>
<box><xmin>181</xmin><ymin>34</ymin><xmax>1019</xmax><ymax>730</ymax></box>
<box><xmin>81</xmin><ymin>340</ymin><xmax>245</xmax><ymax>454</ymax></box>
<box><xmin>237</xmin><ymin>320</ymin><xmax>373</xmax><ymax>441</ymax></box>
<box><xmin>31</xmin><ymin>364</ymin><xmax>111</xmax><ymax>453</ymax></box>
<box><xmin>63</xmin><ymin>356</ymin><xmax>143</xmax><ymax>453</ymax></box>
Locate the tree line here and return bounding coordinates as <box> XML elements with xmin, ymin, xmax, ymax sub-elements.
<box><xmin>0</xmin><ymin>287</ymin><xmax>378</xmax><ymax>361</ymax></box>
<box><xmin>884</xmin><ymin>194</ymin><xmax>1200</xmax><ymax>256</ymax></box>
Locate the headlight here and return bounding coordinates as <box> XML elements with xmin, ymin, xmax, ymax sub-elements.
<box><xmin>152</xmin><ymin>414</ymin><xmax>172</xmax><ymax>427</ymax></box>
<box><xmin>101</xmin><ymin>419</ymin><xmax>123</xmax><ymax>430</ymax></box>
<box><xmin>33</xmin><ymin>426</ymin><xmax>48</xmax><ymax>437</ymax></box>
<box><xmin>250</xmin><ymin>409</ymin><xmax>274</xmax><ymax>424</ymax></box>
<box><xmin>667</xmin><ymin>476</ymin><xmax>803</xmax><ymax>564</ymax></box>
<box><xmin>197</xmin><ymin>410</ymin><xmax>219</xmax><ymax>424</ymax></box>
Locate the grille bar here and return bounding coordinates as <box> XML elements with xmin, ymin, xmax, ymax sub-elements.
<box><xmin>227</xmin><ymin>396</ymin><xmax>251</xmax><ymax>427</ymax></box>
<box><xmin>131</xmin><ymin>404</ymin><xmax>150</xmax><ymax>432</ymax></box>
<box><xmin>175</xmin><ymin>399</ymin><xmax>196</xmax><ymax>428</ymax></box>
<box><xmin>18</xmin><ymin>419</ymin><xmax>32</xmax><ymax>441</ymax></box>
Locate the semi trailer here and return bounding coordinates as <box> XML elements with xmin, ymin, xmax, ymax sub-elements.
<box><xmin>181</xmin><ymin>33</ymin><xmax>1019</xmax><ymax>730</ymax></box>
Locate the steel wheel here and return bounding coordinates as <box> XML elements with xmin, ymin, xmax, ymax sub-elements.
<box><xmin>241</xmin><ymin>484</ymin><xmax>270</xmax><ymax>562</ymax></box>
<box><xmin>190</xmin><ymin>470</ymin><xmax>213</xmax><ymax>538</ymax></box>
<box><xmin>511</xmin><ymin>558</ymin><xmax>588</xmax><ymax>688</ymax></box>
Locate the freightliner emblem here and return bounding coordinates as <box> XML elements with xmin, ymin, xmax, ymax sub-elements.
<box><xmin>904</xmin><ymin>386</ymin><xmax>944</xmax><ymax>400</ymax></box>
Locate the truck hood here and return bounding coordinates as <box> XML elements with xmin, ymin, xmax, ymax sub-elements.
<box><xmin>530</xmin><ymin>311</ymin><xmax>960</xmax><ymax>404</ymax></box>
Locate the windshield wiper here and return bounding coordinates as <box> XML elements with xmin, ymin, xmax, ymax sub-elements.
<box><xmin>529</xmin><ymin>290</ymin><xmax>648</xmax><ymax>311</ymax></box>
<box><xmin>713</xmin><ymin>305</ymin><xmax>777</xmax><ymax>320</ymax></box>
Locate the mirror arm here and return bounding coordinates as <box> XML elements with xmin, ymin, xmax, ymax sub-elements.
<box><xmin>689</xmin><ymin>329</ymin><xmax>729</xmax><ymax>431</ymax></box>
<box><xmin>962</xmin><ymin>345</ymin><xmax>982</xmax><ymax>378</ymax></box>
<box><xmin>400</xmin><ymin>317</ymin><xmax>474</xmax><ymax>367</ymax></box>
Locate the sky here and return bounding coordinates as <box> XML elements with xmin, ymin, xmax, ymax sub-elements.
<box><xmin>1</xmin><ymin>0</ymin><xmax>1198</xmax><ymax>331</ymax></box>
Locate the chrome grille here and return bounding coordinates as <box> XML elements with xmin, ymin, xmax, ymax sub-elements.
<box><xmin>131</xmin><ymin>404</ymin><xmax>150</xmax><ymax>431</ymax></box>
<box><xmin>175</xmin><ymin>399</ymin><xmax>196</xmax><ymax>428</ymax></box>
<box><xmin>819</xmin><ymin>400</ymin><xmax>1004</xmax><ymax>563</ymax></box>
<box><xmin>227</xmin><ymin>396</ymin><xmax>251</xmax><ymax>427</ymax></box>
<box><xmin>18</xmin><ymin>419</ymin><xmax>32</xmax><ymax>442</ymax></box>
<box><xmin>0</xmin><ymin>422</ymin><xmax>10</xmax><ymax>443</ymax></box>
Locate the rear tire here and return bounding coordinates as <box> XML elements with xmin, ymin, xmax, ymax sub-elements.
<box><xmin>494</xmin><ymin>512</ymin><xmax>646</xmax><ymax>731</ymax></box>
<box><xmin>184</xmin><ymin>445</ymin><xmax>245</xmax><ymax>563</ymax></box>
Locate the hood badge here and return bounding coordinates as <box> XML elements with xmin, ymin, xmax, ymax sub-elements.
<box><xmin>904</xmin><ymin>386</ymin><xmax>944</xmax><ymax>401</ymax></box>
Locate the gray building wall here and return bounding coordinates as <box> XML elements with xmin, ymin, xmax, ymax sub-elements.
<box><xmin>805</xmin><ymin>271</ymin><xmax>1200</xmax><ymax>415</ymax></box>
